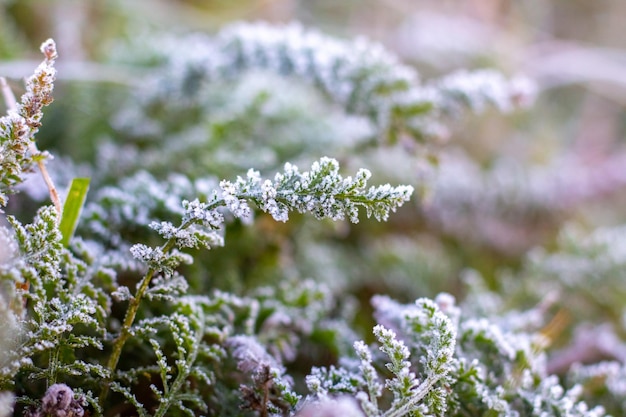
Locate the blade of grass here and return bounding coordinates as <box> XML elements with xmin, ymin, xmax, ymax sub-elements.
<box><xmin>60</xmin><ymin>177</ymin><xmax>90</xmax><ymax>247</ymax></box>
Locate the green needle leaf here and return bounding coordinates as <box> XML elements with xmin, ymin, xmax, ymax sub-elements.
<box><xmin>60</xmin><ymin>177</ymin><xmax>90</xmax><ymax>247</ymax></box>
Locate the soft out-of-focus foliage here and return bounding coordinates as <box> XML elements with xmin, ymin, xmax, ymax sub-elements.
<box><xmin>2</xmin><ymin>1</ymin><xmax>626</xmax><ymax>416</ymax></box>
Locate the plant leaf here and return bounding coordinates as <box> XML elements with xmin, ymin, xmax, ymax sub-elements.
<box><xmin>60</xmin><ymin>177</ymin><xmax>90</xmax><ymax>247</ymax></box>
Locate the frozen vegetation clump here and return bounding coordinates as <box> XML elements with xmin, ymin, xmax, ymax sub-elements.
<box><xmin>0</xmin><ymin>18</ymin><xmax>624</xmax><ymax>417</ymax></box>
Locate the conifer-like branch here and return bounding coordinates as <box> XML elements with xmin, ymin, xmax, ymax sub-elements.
<box><xmin>122</xmin><ymin>22</ymin><xmax>532</xmax><ymax>145</ymax></box>
<box><xmin>100</xmin><ymin>157</ymin><xmax>413</xmax><ymax>405</ymax></box>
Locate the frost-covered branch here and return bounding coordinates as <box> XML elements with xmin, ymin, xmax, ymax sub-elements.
<box><xmin>0</xmin><ymin>206</ymin><xmax>108</xmax><ymax>405</ymax></box>
<box><xmin>427</xmin><ymin>69</ymin><xmax>536</xmax><ymax>116</ymax></box>
<box><xmin>114</xmin><ymin>22</ymin><xmax>532</xmax><ymax>146</ymax></box>
<box><xmin>0</xmin><ymin>39</ymin><xmax>59</xmax><ymax>210</ymax></box>
<box><xmin>101</xmin><ymin>157</ymin><xmax>413</xmax><ymax>405</ymax></box>
<box><xmin>314</xmin><ymin>297</ymin><xmax>456</xmax><ymax>417</ymax></box>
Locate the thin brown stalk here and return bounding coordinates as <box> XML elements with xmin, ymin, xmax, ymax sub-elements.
<box><xmin>0</xmin><ymin>76</ymin><xmax>62</xmax><ymax>217</ymax></box>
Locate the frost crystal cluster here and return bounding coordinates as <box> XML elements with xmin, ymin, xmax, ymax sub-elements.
<box><xmin>0</xmin><ymin>39</ymin><xmax>56</xmax><ymax>207</ymax></box>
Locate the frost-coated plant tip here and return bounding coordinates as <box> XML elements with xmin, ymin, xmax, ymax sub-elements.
<box><xmin>0</xmin><ymin>39</ymin><xmax>57</xmax><ymax>207</ymax></box>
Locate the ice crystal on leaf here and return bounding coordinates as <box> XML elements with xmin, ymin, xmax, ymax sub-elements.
<box><xmin>305</xmin><ymin>294</ymin><xmax>605</xmax><ymax>417</ymax></box>
<box><xmin>109</xmin><ymin>21</ymin><xmax>531</xmax><ymax>151</ymax></box>
<box><xmin>113</xmin><ymin>305</ymin><xmax>216</xmax><ymax>417</ymax></box>
<box><xmin>91</xmin><ymin>158</ymin><xmax>412</xmax><ymax>415</ymax></box>
<box><xmin>0</xmin><ymin>207</ymin><xmax>109</xmax><ymax>409</ymax></box>
<box><xmin>306</xmin><ymin>296</ymin><xmax>456</xmax><ymax>417</ymax></box>
<box><xmin>220</xmin><ymin>157</ymin><xmax>413</xmax><ymax>223</ymax></box>
<box><xmin>430</xmin><ymin>69</ymin><xmax>537</xmax><ymax>116</ymax></box>
<box><xmin>122</xmin><ymin>157</ymin><xmax>412</xmax><ymax>276</ymax></box>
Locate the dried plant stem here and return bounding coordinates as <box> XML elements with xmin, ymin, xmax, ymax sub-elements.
<box><xmin>32</xmin><ymin>146</ymin><xmax>63</xmax><ymax>217</ymax></box>
<box><xmin>0</xmin><ymin>76</ymin><xmax>62</xmax><ymax>217</ymax></box>
<box><xmin>0</xmin><ymin>77</ymin><xmax>18</xmax><ymax>109</ymax></box>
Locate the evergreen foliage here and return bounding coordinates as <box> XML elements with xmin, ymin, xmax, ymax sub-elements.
<box><xmin>0</xmin><ymin>12</ymin><xmax>624</xmax><ymax>417</ymax></box>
